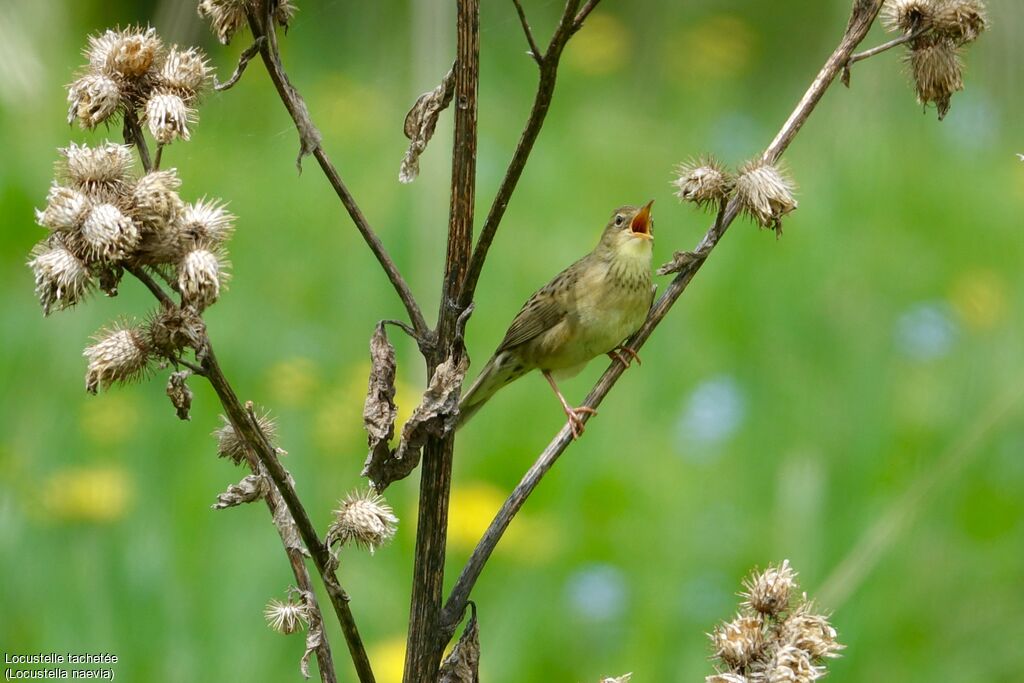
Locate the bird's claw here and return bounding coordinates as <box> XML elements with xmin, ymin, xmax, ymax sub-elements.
<box><xmin>564</xmin><ymin>406</ymin><xmax>598</xmax><ymax>439</ymax></box>
<box><xmin>608</xmin><ymin>346</ymin><xmax>642</xmax><ymax>368</ymax></box>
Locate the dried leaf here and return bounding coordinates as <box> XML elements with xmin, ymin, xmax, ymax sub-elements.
<box><xmin>212</xmin><ymin>473</ymin><xmax>269</xmax><ymax>509</ymax></box>
<box><xmin>298</xmin><ymin>589</ymin><xmax>324</xmax><ymax>679</ymax></box>
<box><xmin>267</xmin><ymin>483</ymin><xmax>306</xmax><ymax>554</ymax></box>
<box><xmin>399</xmin><ymin>65</ymin><xmax>456</xmax><ymax>183</ymax></box>
<box><xmin>657</xmin><ymin>250</ymin><xmax>704</xmax><ymax>276</ymax></box>
<box><xmin>166</xmin><ymin>370</ymin><xmax>193</xmax><ymax>420</ymax></box>
<box><xmin>364</xmin><ymin>322</ymin><xmax>397</xmax><ymax>447</ymax></box>
<box><xmin>438</xmin><ymin>608</ymin><xmax>480</xmax><ymax>683</ymax></box>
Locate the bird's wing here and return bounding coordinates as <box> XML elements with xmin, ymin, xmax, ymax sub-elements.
<box><xmin>496</xmin><ymin>270</ymin><xmax>575</xmax><ymax>352</ymax></box>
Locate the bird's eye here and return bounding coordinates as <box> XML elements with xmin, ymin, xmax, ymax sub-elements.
<box><xmin>614</xmin><ymin>214</ymin><xmax>625</xmax><ymax>226</ymax></box>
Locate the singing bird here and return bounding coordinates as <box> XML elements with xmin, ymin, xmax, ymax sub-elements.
<box><xmin>458</xmin><ymin>201</ymin><xmax>656</xmax><ymax>438</ymax></box>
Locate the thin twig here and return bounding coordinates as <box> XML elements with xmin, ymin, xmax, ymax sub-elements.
<box><xmin>572</xmin><ymin>0</ymin><xmax>601</xmax><ymax>31</ymax></box>
<box><xmin>441</xmin><ymin>0</ymin><xmax>887</xmax><ymax>639</ymax></box>
<box><xmin>153</xmin><ymin>144</ymin><xmax>164</xmax><ymax>171</ymax></box>
<box><xmin>122</xmin><ymin>110</ymin><xmax>152</xmax><ymax>172</ymax></box>
<box><xmin>215</xmin><ymin>36</ymin><xmax>267</xmax><ymax>91</ymax></box>
<box><xmin>512</xmin><ymin>0</ymin><xmax>543</xmax><ymax>65</ymax></box>
<box><xmin>458</xmin><ymin>0</ymin><xmax>584</xmax><ymax>308</ymax></box>
<box><xmin>403</xmin><ymin>0</ymin><xmax>480</xmax><ymax>679</ymax></box>
<box><xmin>244</xmin><ymin>3</ymin><xmax>431</xmax><ymax>343</ymax></box>
<box><xmin>847</xmin><ymin>28</ymin><xmax>921</xmax><ymax>66</ymax></box>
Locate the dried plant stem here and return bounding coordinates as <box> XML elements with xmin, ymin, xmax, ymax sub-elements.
<box><xmin>403</xmin><ymin>0</ymin><xmax>479</xmax><ymax>679</ymax></box>
<box><xmin>441</xmin><ymin>0</ymin><xmax>887</xmax><ymax>638</ymax></box>
<box><xmin>244</xmin><ymin>1</ymin><xmax>430</xmax><ymax>343</ymax></box>
<box><xmin>512</xmin><ymin>0</ymin><xmax>543</xmax><ymax>64</ymax></box>
<box><xmin>847</xmin><ymin>29</ymin><xmax>922</xmax><ymax>66</ymax></box>
<box><xmin>458</xmin><ymin>0</ymin><xmax>585</xmax><ymax>307</ymax></box>
<box><xmin>121</xmin><ymin>115</ymin><xmax>365</xmax><ymax>683</ymax></box>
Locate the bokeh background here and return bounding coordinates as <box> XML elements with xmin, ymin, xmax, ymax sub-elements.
<box><xmin>1</xmin><ymin>0</ymin><xmax>1022</xmax><ymax>681</ymax></box>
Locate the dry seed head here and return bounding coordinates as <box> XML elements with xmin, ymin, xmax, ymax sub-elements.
<box><xmin>131</xmin><ymin>170</ymin><xmax>184</xmax><ymax>229</ymax></box>
<box><xmin>741</xmin><ymin>560</ymin><xmax>798</xmax><ymax>616</ymax></box>
<box><xmin>214</xmin><ymin>412</ymin><xmax>278</xmax><ymax>465</ymax></box>
<box><xmin>197</xmin><ymin>0</ymin><xmax>248</xmax><ymax>45</ymax></box>
<box><xmin>883</xmin><ymin>0</ymin><xmax>934</xmax><ymax>34</ymax></box>
<box><xmin>711</xmin><ymin>614</ymin><xmax>765</xmax><ymax>669</ymax></box>
<box><xmin>146</xmin><ymin>91</ymin><xmax>194</xmax><ymax>145</ymax></box>
<box><xmin>179</xmin><ymin>198</ymin><xmax>235</xmax><ymax>244</ymax></box>
<box><xmin>735</xmin><ymin>161</ymin><xmax>798</xmax><ymax>235</ymax></box>
<box><xmin>147</xmin><ymin>306</ymin><xmax>206</xmax><ymax>357</ymax></box>
<box><xmin>178</xmin><ymin>247</ymin><xmax>226</xmax><ymax>309</ymax></box>
<box><xmin>28</xmin><ymin>240</ymin><xmax>93</xmax><ymax>315</ymax></box>
<box><xmin>781</xmin><ymin>605</ymin><xmax>844</xmax><ymax>660</ymax></box>
<box><xmin>59</xmin><ymin>142</ymin><xmax>134</xmax><ymax>194</ymax></box>
<box><xmin>908</xmin><ymin>40</ymin><xmax>964</xmax><ymax>120</ymax></box>
<box><xmin>82</xmin><ymin>203</ymin><xmax>140</xmax><ymax>261</ymax></box>
<box><xmin>275</xmin><ymin>0</ymin><xmax>298</xmax><ymax>28</ymax></box>
<box><xmin>159</xmin><ymin>46</ymin><xmax>212</xmax><ymax>93</ymax></box>
<box><xmin>752</xmin><ymin>645</ymin><xmax>824</xmax><ymax>683</ymax></box>
<box><xmin>264</xmin><ymin>598</ymin><xmax>308</xmax><ymax>635</ymax></box>
<box><xmin>707</xmin><ymin>675</ymin><xmax>749</xmax><ymax>683</ymax></box>
<box><xmin>103</xmin><ymin>26</ymin><xmax>163</xmax><ymax>78</ymax></box>
<box><xmin>328</xmin><ymin>489</ymin><xmax>398</xmax><ymax>555</ymax></box>
<box><xmin>36</xmin><ymin>185</ymin><xmax>91</xmax><ymax>231</ymax></box>
<box><xmin>83</xmin><ymin>322</ymin><xmax>152</xmax><ymax>394</ymax></box>
<box><xmin>932</xmin><ymin>0</ymin><xmax>988</xmax><ymax>45</ymax></box>
<box><xmin>674</xmin><ymin>155</ymin><xmax>735</xmax><ymax>209</ymax></box>
<box><xmin>67</xmin><ymin>73</ymin><xmax>121</xmax><ymax>129</ymax></box>
<box><xmin>84</xmin><ymin>30</ymin><xmax>123</xmax><ymax>71</ymax></box>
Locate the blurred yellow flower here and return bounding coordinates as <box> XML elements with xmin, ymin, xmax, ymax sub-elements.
<box><xmin>950</xmin><ymin>269</ymin><xmax>1007</xmax><ymax>330</ymax></box>
<box><xmin>566</xmin><ymin>12</ymin><xmax>628</xmax><ymax>76</ymax></box>
<box><xmin>447</xmin><ymin>481</ymin><xmax>506</xmax><ymax>551</ymax></box>
<box><xmin>41</xmin><ymin>465</ymin><xmax>132</xmax><ymax>523</ymax></box>
<box><xmin>369</xmin><ymin>636</ymin><xmax>406</xmax><ymax>683</ymax></box>
<box><xmin>314</xmin><ymin>75</ymin><xmax>389</xmax><ymax>139</ymax></box>
<box><xmin>267</xmin><ymin>356</ymin><xmax>319</xmax><ymax>408</ymax></box>
<box><xmin>663</xmin><ymin>14</ymin><xmax>756</xmax><ymax>85</ymax></box>
<box><xmin>79</xmin><ymin>392</ymin><xmax>139</xmax><ymax>447</ymax></box>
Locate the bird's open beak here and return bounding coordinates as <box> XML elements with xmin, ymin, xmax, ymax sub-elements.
<box><xmin>630</xmin><ymin>200</ymin><xmax>654</xmax><ymax>239</ymax></box>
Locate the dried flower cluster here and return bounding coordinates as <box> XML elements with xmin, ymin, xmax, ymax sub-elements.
<box><xmin>68</xmin><ymin>27</ymin><xmax>212</xmax><ymax>143</ymax></box>
<box><xmin>706</xmin><ymin>561</ymin><xmax>843</xmax><ymax>683</ymax></box>
<box><xmin>326</xmin><ymin>489</ymin><xmax>399</xmax><ymax>555</ymax></box>
<box><xmin>674</xmin><ymin>155</ymin><xmax>797</xmax><ymax>236</ymax></box>
<box><xmin>198</xmin><ymin>0</ymin><xmax>297</xmax><ymax>45</ymax></box>
<box><xmin>265</xmin><ymin>597</ymin><xmax>310</xmax><ymax>635</ymax></box>
<box><xmin>882</xmin><ymin>0</ymin><xmax>988</xmax><ymax>119</ymax></box>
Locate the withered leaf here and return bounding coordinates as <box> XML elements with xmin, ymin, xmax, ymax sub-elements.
<box><xmin>298</xmin><ymin>589</ymin><xmax>324</xmax><ymax>680</ymax></box>
<box><xmin>268</xmin><ymin>480</ymin><xmax>306</xmax><ymax>554</ymax></box>
<box><xmin>212</xmin><ymin>473</ymin><xmax>269</xmax><ymax>509</ymax></box>
<box><xmin>399</xmin><ymin>64</ymin><xmax>456</xmax><ymax>183</ymax></box>
<box><xmin>438</xmin><ymin>607</ymin><xmax>480</xmax><ymax>683</ymax></box>
<box><xmin>166</xmin><ymin>370</ymin><xmax>193</xmax><ymax>420</ymax></box>
<box><xmin>364</xmin><ymin>322</ymin><xmax>397</xmax><ymax>446</ymax></box>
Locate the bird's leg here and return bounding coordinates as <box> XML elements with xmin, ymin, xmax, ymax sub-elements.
<box><xmin>543</xmin><ymin>370</ymin><xmax>597</xmax><ymax>439</ymax></box>
<box><xmin>607</xmin><ymin>345</ymin><xmax>642</xmax><ymax>368</ymax></box>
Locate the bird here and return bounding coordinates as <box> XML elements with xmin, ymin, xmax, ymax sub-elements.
<box><xmin>457</xmin><ymin>201</ymin><xmax>656</xmax><ymax>438</ymax></box>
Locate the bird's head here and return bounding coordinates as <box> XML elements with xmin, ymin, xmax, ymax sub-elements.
<box><xmin>597</xmin><ymin>201</ymin><xmax>655</xmax><ymax>257</ymax></box>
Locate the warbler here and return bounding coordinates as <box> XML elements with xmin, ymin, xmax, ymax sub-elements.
<box><xmin>458</xmin><ymin>201</ymin><xmax>655</xmax><ymax>438</ymax></box>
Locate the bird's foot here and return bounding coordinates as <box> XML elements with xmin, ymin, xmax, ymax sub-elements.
<box><xmin>564</xmin><ymin>406</ymin><xmax>598</xmax><ymax>439</ymax></box>
<box><xmin>608</xmin><ymin>346</ymin><xmax>642</xmax><ymax>368</ymax></box>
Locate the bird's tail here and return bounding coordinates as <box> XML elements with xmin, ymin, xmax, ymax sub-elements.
<box><xmin>456</xmin><ymin>352</ymin><xmax>526</xmax><ymax>430</ymax></box>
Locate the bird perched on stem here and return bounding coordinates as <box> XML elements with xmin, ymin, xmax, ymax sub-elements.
<box><xmin>458</xmin><ymin>201</ymin><xmax>656</xmax><ymax>438</ymax></box>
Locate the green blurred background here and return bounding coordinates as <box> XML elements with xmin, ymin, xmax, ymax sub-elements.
<box><xmin>1</xmin><ymin>0</ymin><xmax>1022</xmax><ymax>681</ymax></box>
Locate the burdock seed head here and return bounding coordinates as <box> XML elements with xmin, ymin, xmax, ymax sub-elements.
<box><xmin>931</xmin><ymin>0</ymin><xmax>988</xmax><ymax>45</ymax></box>
<box><xmin>59</xmin><ymin>141</ymin><xmax>134</xmax><ymax>196</ymax></box>
<box><xmin>327</xmin><ymin>489</ymin><xmax>399</xmax><ymax>555</ymax></box>
<box><xmin>264</xmin><ymin>598</ymin><xmax>309</xmax><ymax>635</ymax></box>
<box><xmin>83</xmin><ymin>321</ymin><xmax>153</xmax><ymax>394</ymax></box>
<box><xmin>131</xmin><ymin>170</ymin><xmax>184</xmax><ymax>230</ymax></box>
<box><xmin>145</xmin><ymin>90</ymin><xmax>194</xmax><ymax>144</ymax></box>
<box><xmin>159</xmin><ymin>46</ymin><xmax>212</xmax><ymax>93</ymax></box>
<box><xmin>883</xmin><ymin>0</ymin><xmax>935</xmax><ymax>34</ymax></box>
<box><xmin>67</xmin><ymin>73</ymin><xmax>122</xmax><ymax>129</ymax></box>
<box><xmin>213</xmin><ymin>410</ymin><xmax>279</xmax><ymax>465</ymax></box>
<box><xmin>28</xmin><ymin>239</ymin><xmax>93</xmax><ymax>315</ymax></box>
<box><xmin>673</xmin><ymin>155</ymin><xmax>735</xmax><ymax>210</ymax></box>
<box><xmin>36</xmin><ymin>184</ymin><xmax>91</xmax><ymax>232</ymax></box>
<box><xmin>710</xmin><ymin>614</ymin><xmax>765</xmax><ymax>669</ymax></box>
<box><xmin>177</xmin><ymin>246</ymin><xmax>228</xmax><ymax>309</ymax></box>
<box><xmin>735</xmin><ymin>160</ymin><xmax>798</xmax><ymax>235</ymax></box>
<box><xmin>179</xmin><ymin>198</ymin><xmax>235</xmax><ymax>245</ymax></box>
<box><xmin>741</xmin><ymin>559</ymin><xmax>798</xmax><ymax>616</ymax></box>
<box><xmin>908</xmin><ymin>40</ymin><xmax>964</xmax><ymax>120</ymax></box>
<box><xmin>81</xmin><ymin>203</ymin><xmax>141</xmax><ymax>262</ymax></box>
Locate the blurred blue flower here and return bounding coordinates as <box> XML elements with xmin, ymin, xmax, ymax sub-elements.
<box><xmin>942</xmin><ymin>91</ymin><xmax>999</xmax><ymax>153</ymax></box>
<box><xmin>564</xmin><ymin>563</ymin><xmax>628</xmax><ymax>622</ymax></box>
<box><xmin>675</xmin><ymin>375</ymin><xmax>747</xmax><ymax>459</ymax></box>
<box><xmin>895</xmin><ymin>302</ymin><xmax>959</xmax><ymax>360</ymax></box>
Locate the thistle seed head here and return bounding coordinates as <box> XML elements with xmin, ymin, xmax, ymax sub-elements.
<box><xmin>59</xmin><ymin>142</ymin><xmax>134</xmax><ymax>195</ymax></box>
<box><xmin>36</xmin><ymin>185</ymin><xmax>91</xmax><ymax>231</ymax></box>
<box><xmin>159</xmin><ymin>46</ymin><xmax>212</xmax><ymax>93</ymax></box>
<box><xmin>882</xmin><ymin>0</ymin><xmax>934</xmax><ymax>34</ymax></box>
<box><xmin>932</xmin><ymin>0</ymin><xmax>988</xmax><ymax>45</ymax></box>
<box><xmin>673</xmin><ymin>155</ymin><xmax>735</xmax><ymax>209</ymax></box>
<box><xmin>741</xmin><ymin>560</ymin><xmax>798</xmax><ymax>616</ymax></box>
<box><xmin>711</xmin><ymin>614</ymin><xmax>765</xmax><ymax>669</ymax></box>
<box><xmin>28</xmin><ymin>240</ymin><xmax>93</xmax><ymax>315</ymax></box>
<box><xmin>145</xmin><ymin>91</ymin><xmax>193</xmax><ymax>144</ymax></box>
<box><xmin>197</xmin><ymin>0</ymin><xmax>248</xmax><ymax>45</ymax></box>
<box><xmin>67</xmin><ymin>73</ymin><xmax>121</xmax><ymax>129</ymax></box>
<box><xmin>264</xmin><ymin>598</ymin><xmax>309</xmax><ymax>635</ymax></box>
<box><xmin>179</xmin><ymin>198</ymin><xmax>235</xmax><ymax>244</ymax></box>
<box><xmin>327</xmin><ymin>489</ymin><xmax>398</xmax><ymax>555</ymax></box>
<box><xmin>214</xmin><ymin>411</ymin><xmax>279</xmax><ymax>465</ymax></box>
<box><xmin>131</xmin><ymin>170</ymin><xmax>184</xmax><ymax>230</ymax></box>
<box><xmin>908</xmin><ymin>40</ymin><xmax>964</xmax><ymax>120</ymax></box>
<box><xmin>83</xmin><ymin>321</ymin><xmax>152</xmax><ymax>394</ymax></box>
<box><xmin>82</xmin><ymin>203</ymin><xmax>140</xmax><ymax>261</ymax></box>
<box><xmin>177</xmin><ymin>247</ymin><xmax>226</xmax><ymax>309</ymax></box>
<box><xmin>103</xmin><ymin>26</ymin><xmax>163</xmax><ymax>78</ymax></box>
<box><xmin>735</xmin><ymin>160</ymin><xmax>798</xmax><ymax>235</ymax></box>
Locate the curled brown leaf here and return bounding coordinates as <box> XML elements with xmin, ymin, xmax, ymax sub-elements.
<box><xmin>399</xmin><ymin>65</ymin><xmax>456</xmax><ymax>183</ymax></box>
